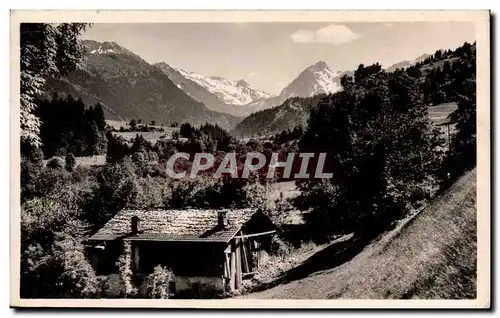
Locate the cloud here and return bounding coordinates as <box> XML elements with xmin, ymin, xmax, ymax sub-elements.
<box><xmin>290</xmin><ymin>24</ymin><xmax>360</xmax><ymax>45</ymax></box>
<box><xmin>247</xmin><ymin>72</ymin><xmax>258</xmax><ymax>78</ymax></box>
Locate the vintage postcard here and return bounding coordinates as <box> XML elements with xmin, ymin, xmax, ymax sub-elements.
<box><xmin>10</xmin><ymin>10</ymin><xmax>490</xmax><ymax>308</ymax></box>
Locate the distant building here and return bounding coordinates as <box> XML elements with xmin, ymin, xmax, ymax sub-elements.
<box><xmin>86</xmin><ymin>208</ymin><xmax>277</xmax><ymax>297</ymax></box>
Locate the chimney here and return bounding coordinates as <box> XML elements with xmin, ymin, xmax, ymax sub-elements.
<box><xmin>218</xmin><ymin>211</ymin><xmax>228</xmax><ymax>229</ymax></box>
<box><xmin>131</xmin><ymin>216</ymin><xmax>141</xmax><ymax>234</ymax></box>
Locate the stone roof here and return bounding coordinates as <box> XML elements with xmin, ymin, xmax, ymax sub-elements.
<box><xmin>88</xmin><ymin>208</ymin><xmax>258</xmax><ymax>243</ymax></box>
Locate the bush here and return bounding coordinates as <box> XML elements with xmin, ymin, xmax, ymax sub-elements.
<box><xmin>52</xmin><ymin>234</ymin><xmax>101</xmax><ymax>298</ymax></box>
<box><xmin>239</xmin><ymin>241</ymin><xmax>317</xmax><ymax>294</ymax></box>
<box><xmin>116</xmin><ymin>241</ymin><xmax>138</xmax><ymax>298</ymax></box>
<box><xmin>144</xmin><ymin>265</ymin><xmax>175</xmax><ymax>299</ymax></box>
<box><xmin>269</xmin><ymin>235</ymin><xmax>291</xmax><ymax>256</ymax></box>
<box><xmin>242</xmin><ymin>181</ymin><xmax>271</xmax><ymax>211</ymax></box>
<box><xmin>65</xmin><ymin>153</ymin><xmax>76</xmax><ymax>172</ymax></box>
<box><xmin>172</xmin><ymin>130</ymin><xmax>180</xmax><ymax>140</ymax></box>
<box><xmin>47</xmin><ymin>157</ymin><xmax>64</xmax><ymax>169</ymax></box>
<box><xmin>433</xmin><ymin>90</ymin><xmax>447</xmax><ymax>105</ymax></box>
<box><xmin>21</xmin><ymin>163</ymin><xmax>71</xmax><ymax>202</ymax></box>
<box><xmin>83</xmin><ymin>160</ymin><xmax>141</xmax><ymax>229</ymax></box>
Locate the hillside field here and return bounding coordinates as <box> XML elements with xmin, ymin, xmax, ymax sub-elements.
<box><xmin>242</xmin><ymin>168</ymin><xmax>477</xmax><ymax>299</ymax></box>
<box><xmin>106</xmin><ymin>120</ymin><xmax>179</xmax><ymax>144</ymax></box>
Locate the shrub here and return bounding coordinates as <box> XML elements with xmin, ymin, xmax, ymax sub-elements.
<box><xmin>65</xmin><ymin>152</ymin><xmax>76</xmax><ymax>172</ymax></box>
<box><xmin>116</xmin><ymin>241</ymin><xmax>138</xmax><ymax>298</ymax></box>
<box><xmin>52</xmin><ymin>234</ymin><xmax>101</xmax><ymax>298</ymax></box>
<box><xmin>172</xmin><ymin>130</ymin><xmax>180</xmax><ymax>140</ymax></box>
<box><xmin>47</xmin><ymin>157</ymin><xmax>64</xmax><ymax>169</ymax></box>
<box><xmin>269</xmin><ymin>235</ymin><xmax>291</xmax><ymax>257</ymax></box>
<box><xmin>84</xmin><ymin>160</ymin><xmax>141</xmax><ymax>229</ymax></box>
<box><xmin>240</xmin><ymin>241</ymin><xmax>317</xmax><ymax>294</ymax></box>
<box><xmin>145</xmin><ymin>265</ymin><xmax>175</xmax><ymax>299</ymax></box>
<box><xmin>242</xmin><ymin>181</ymin><xmax>272</xmax><ymax>211</ymax></box>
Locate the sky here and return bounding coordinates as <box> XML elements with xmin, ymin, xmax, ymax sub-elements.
<box><xmin>83</xmin><ymin>22</ymin><xmax>476</xmax><ymax>95</ymax></box>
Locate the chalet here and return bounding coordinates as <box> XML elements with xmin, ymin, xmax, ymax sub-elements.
<box><xmin>86</xmin><ymin>208</ymin><xmax>277</xmax><ymax>297</ymax></box>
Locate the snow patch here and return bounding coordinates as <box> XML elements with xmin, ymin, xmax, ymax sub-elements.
<box><xmin>311</xmin><ymin>68</ymin><xmax>342</xmax><ymax>95</ymax></box>
<box><xmin>175</xmin><ymin>68</ymin><xmax>270</xmax><ymax>105</ymax></box>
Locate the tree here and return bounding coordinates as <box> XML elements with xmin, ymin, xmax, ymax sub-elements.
<box><xmin>21</xmin><ymin>141</ymin><xmax>43</xmax><ymax>164</ymax></box>
<box><xmin>443</xmin><ymin>60</ymin><xmax>452</xmax><ymax>76</ymax></box>
<box><xmin>52</xmin><ymin>234</ymin><xmax>100</xmax><ymax>298</ymax></box>
<box><xmin>434</xmin><ymin>49</ymin><xmax>443</xmax><ymax>60</ymax></box>
<box><xmin>93</xmin><ymin>103</ymin><xmax>106</xmax><ymax>130</ymax></box>
<box><xmin>129</xmin><ymin>119</ymin><xmax>137</xmax><ymax>131</ymax></box>
<box><xmin>179</xmin><ymin>123</ymin><xmax>194</xmax><ymax>138</ymax></box>
<box><xmin>20</xmin><ymin>23</ymin><xmax>89</xmax><ymax>147</ymax></box>
<box><xmin>33</xmin><ymin>96</ymin><xmax>108</xmax><ymax>158</ymax></box>
<box><xmin>151</xmin><ymin>120</ymin><xmax>156</xmax><ymax>126</ymax></box>
<box><xmin>105</xmin><ymin>131</ymin><xmax>129</xmax><ymax>163</ymax></box>
<box><xmin>84</xmin><ymin>120</ymin><xmax>100</xmax><ymax>157</ymax></box>
<box><xmin>84</xmin><ymin>158</ymin><xmax>141</xmax><ymax>228</ymax></box>
<box><xmin>65</xmin><ymin>152</ymin><xmax>76</xmax><ymax>172</ymax></box>
<box><xmin>296</xmin><ymin>65</ymin><xmax>443</xmax><ymax>240</ymax></box>
<box><xmin>439</xmin><ymin>54</ymin><xmax>476</xmax><ymax>185</ymax></box>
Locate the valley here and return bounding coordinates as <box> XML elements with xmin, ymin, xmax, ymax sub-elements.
<box><xmin>19</xmin><ymin>20</ymin><xmax>479</xmax><ymax>302</ymax></box>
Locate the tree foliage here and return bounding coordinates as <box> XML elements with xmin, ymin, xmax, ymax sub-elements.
<box><xmin>34</xmin><ymin>94</ymin><xmax>107</xmax><ymax>158</ymax></box>
<box><xmin>439</xmin><ymin>48</ymin><xmax>477</xmax><ymax>185</ymax></box>
<box><xmin>296</xmin><ymin>63</ymin><xmax>444</xmax><ymax>239</ymax></box>
<box><xmin>65</xmin><ymin>152</ymin><xmax>76</xmax><ymax>172</ymax></box>
<box><xmin>116</xmin><ymin>241</ymin><xmax>138</xmax><ymax>298</ymax></box>
<box><xmin>20</xmin><ymin>23</ymin><xmax>88</xmax><ymax>146</ymax></box>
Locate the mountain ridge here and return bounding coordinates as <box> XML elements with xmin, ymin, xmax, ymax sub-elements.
<box><xmin>241</xmin><ymin>61</ymin><xmax>347</xmax><ymax>114</ymax></box>
<box><xmin>42</xmin><ymin>40</ymin><xmax>239</xmax><ymax>130</ymax></box>
<box><xmin>176</xmin><ymin>67</ymin><xmax>270</xmax><ymax>106</ymax></box>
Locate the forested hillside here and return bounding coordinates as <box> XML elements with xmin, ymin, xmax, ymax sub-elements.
<box><xmin>44</xmin><ymin>40</ymin><xmax>239</xmax><ymax>130</ymax></box>
<box><xmin>233</xmin><ymin>42</ymin><xmax>476</xmax><ymax>138</ymax></box>
<box><xmin>232</xmin><ymin>94</ymin><xmax>326</xmax><ymax>138</ymax></box>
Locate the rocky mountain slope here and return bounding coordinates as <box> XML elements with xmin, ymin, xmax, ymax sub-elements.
<box><xmin>233</xmin><ymin>47</ymin><xmax>468</xmax><ymax>138</ymax></box>
<box><xmin>43</xmin><ymin>40</ymin><xmax>239</xmax><ymax>130</ymax></box>
<box><xmin>243</xmin><ymin>61</ymin><xmax>348</xmax><ymax>114</ymax></box>
<box><xmin>154</xmin><ymin>62</ymin><xmax>239</xmax><ymax>116</ymax></box>
<box><xmin>176</xmin><ymin>68</ymin><xmax>270</xmax><ymax>106</ymax></box>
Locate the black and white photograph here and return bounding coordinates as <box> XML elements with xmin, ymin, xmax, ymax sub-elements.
<box><xmin>10</xmin><ymin>10</ymin><xmax>490</xmax><ymax>308</ymax></box>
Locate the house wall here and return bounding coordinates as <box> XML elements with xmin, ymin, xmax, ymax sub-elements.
<box><xmin>134</xmin><ymin>241</ymin><xmax>226</xmax><ymax>277</ymax></box>
<box><xmin>86</xmin><ymin>241</ymin><xmax>123</xmax><ymax>275</ymax></box>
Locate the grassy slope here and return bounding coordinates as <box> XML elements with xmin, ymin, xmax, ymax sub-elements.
<box><xmin>243</xmin><ymin>169</ymin><xmax>477</xmax><ymax>299</ymax></box>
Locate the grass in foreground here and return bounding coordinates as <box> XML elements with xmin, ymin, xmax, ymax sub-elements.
<box><xmin>242</xmin><ymin>169</ymin><xmax>477</xmax><ymax>299</ymax></box>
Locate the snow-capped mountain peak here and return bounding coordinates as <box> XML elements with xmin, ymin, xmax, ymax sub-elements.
<box><xmin>280</xmin><ymin>60</ymin><xmax>343</xmax><ymax>99</ymax></box>
<box><xmin>173</xmin><ymin>68</ymin><xmax>270</xmax><ymax>106</ymax></box>
<box><xmin>236</xmin><ymin>79</ymin><xmax>250</xmax><ymax>87</ymax></box>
